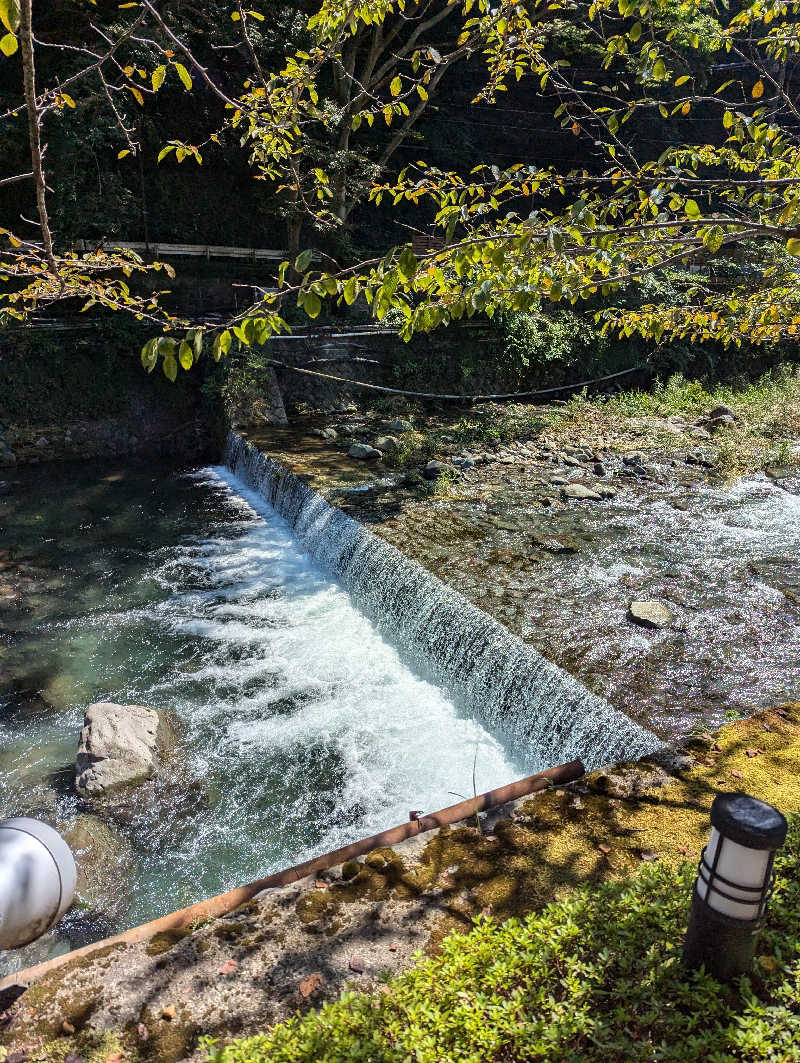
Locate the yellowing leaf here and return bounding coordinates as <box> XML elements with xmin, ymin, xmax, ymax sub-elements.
<box><xmin>680</xmin><ymin>102</ymin><xmax>690</xmax><ymax>116</ymax></box>
<box><xmin>247</xmin><ymin>9</ymin><xmax>265</xmax><ymax>19</ymax></box>
<box><xmin>178</xmin><ymin>340</ymin><xmax>193</xmax><ymax>370</ymax></box>
<box><xmin>152</xmin><ymin>65</ymin><xmax>166</xmax><ymax>90</ymax></box>
<box><xmin>390</xmin><ymin>76</ymin><xmax>402</xmax><ymax>97</ymax></box>
<box><xmin>0</xmin><ymin>30</ymin><xmax>17</xmax><ymax>55</ymax></box>
<box><xmin>684</xmin><ymin>199</ymin><xmax>701</xmax><ymax>219</ymax></box>
<box><xmin>117</xmin><ymin>149</ymin><xmax>131</xmax><ymax>159</ymax></box>
<box><xmin>752</xmin><ymin>79</ymin><xmax>764</xmax><ymax>99</ymax></box>
<box><xmin>175</xmin><ymin>62</ymin><xmax>192</xmax><ymax>90</ymax></box>
<box><xmin>0</xmin><ymin>0</ymin><xmax>20</xmax><ymax>33</ymax></box>
<box><xmin>127</xmin><ymin>84</ymin><xmax>144</xmax><ymax>106</ymax></box>
<box><xmin>786</xmin><ymin>238</ymin><xmax>800</xmax><ymax>256</ymax></box>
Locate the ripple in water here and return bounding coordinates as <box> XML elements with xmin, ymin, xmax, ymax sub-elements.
<box><xmin>0</xmin><ymin>465</ymin><xmax>518</xmax><ymax>974</ymax></box>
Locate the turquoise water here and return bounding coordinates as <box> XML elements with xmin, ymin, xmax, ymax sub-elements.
<box><xmin>0</xmin><ymin>461</ymin><xmax>519</xmax><ymax>974</ymax></box>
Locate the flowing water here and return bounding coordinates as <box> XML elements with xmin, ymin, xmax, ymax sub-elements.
<box><xmin>1</xmin><ymin>461</ymin><xmax>523</xmax><ymax>974</ymax></box>
<box><xmin>226</xmin><ymin>433</ymin><xmax>659</xmax><ymax>769</ymax></box>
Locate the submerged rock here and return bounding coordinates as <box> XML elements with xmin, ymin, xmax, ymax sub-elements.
<box><xmin>561</xmin><ymin>483</ymin><xmax>602</xmax><ymax>501</ymax></box>
<box><xmin>627</xmin><ymin>600</ymin><xmax>673</xmax><ymax>630</ymax></box>
<box><xmin>60</xmin><ymin>813</ymin><xmax>133</xmax><ymax>917</ymax></box>
<box><xmin>75</xmin><ymin>702</ymin><xmax>177</xmax><ymax>797</ymax></box>
<box><xmin>310</xmin><ymin>427</ymin><xmax>338</xmax><ymax>443</ymax></box>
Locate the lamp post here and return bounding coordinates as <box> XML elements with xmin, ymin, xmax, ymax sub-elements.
<box><xmin>683</xmin><ymin>793</ymin><xmax>787</xmax><ymax>982</ymax></box>
<box><xmin>0</xmin><ymin>818</ymin><xmax>76</xmax><ymax>950</ymax></box>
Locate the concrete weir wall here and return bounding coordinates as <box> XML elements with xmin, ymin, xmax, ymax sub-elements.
<box><xmin>226</xmin><ymin>431</ymin><xmax>662</xmax><ymax>772</ymax></box>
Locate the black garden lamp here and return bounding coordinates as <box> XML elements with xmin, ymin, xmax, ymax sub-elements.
<box><xmin>683</xmin><ymin>792</ymin><xmax>787</xmax><ymax>982</ymax></box>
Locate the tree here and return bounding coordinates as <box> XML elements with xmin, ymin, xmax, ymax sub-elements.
<box><xmin>3</xmin><ymin>0</ymin><xmax>800</xmax><ymax>381</ymax></box>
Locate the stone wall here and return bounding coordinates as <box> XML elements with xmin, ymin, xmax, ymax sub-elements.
<box><xmin>0</xmin><ymin>412</ymin><xmax>214</xmax><ymax>468</ymax></box>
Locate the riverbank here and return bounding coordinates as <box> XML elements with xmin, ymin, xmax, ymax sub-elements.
<box><xmin>240</xmin><ymin>388</ymin><xmax>800</xmax><ymax>738</ymax></box>
<box><xmin>2</xmin><ymin>701</ymin><xmax>799</xmax><ymax>1062</ymax></box>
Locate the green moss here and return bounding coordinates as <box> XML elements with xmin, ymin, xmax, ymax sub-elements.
<box><xmin>145</xmin><ymin>926</ymin><xmax>195</xmax><ymax>956</ymax></box>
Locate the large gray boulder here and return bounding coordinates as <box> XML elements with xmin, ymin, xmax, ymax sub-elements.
<box><xmin>75</xmin><ymin>702</ymin><xmax>176</xmax><ymax>797</ymax></box>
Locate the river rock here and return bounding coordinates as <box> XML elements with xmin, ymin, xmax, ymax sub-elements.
<box><xmin>628</xmin><ymin>600</ymin><xmax>673</xmax><ymax>629</ymax></box>
<box><xmin>708</xmin><ymin>404</ymin><xmax>737</xmax><ymax>421</ymax></box>
<box><xmin>75</xmin><ymin>702</ymin><xmax>176</xmax><ymax>797</ymax></box>
<box><xmin>388</xmin><ymin>419</ymin><xmax>414</xmax><ymax>433</ymax></box>
<box><xmin>531</xmin><ymin>534</ymin><xmax>580</xmax><ymax>555</ymax></box>
<box><xmin>561</xmin><ymin>483</ymin><xmax>602</xmax><ymax>501</ymax></box>
<box><xmin>348</xmin><ymin>443</ymin><xmax>382</xmax><ymax>460</ymax></box>
<box><xmin>310</xmin><ymin>427</ymin><xmax>338</xmax><ymax>443</ymax></box>
<box><xmin>373</xmin><ymin>435</ymin><xmax>400</xmax><ymax>456</ymax></box>
<box><xmin>423</xmin><ymin>460</ymin><xmax>452</xmax><ymax>480</ymax></box>
<box><xmin>60</xmin><ymin>813</ymin><xmax>133</xmax><ymax>916</ymax></box>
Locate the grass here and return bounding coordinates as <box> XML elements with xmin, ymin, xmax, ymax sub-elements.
<box><xmin>201</xmin><ymin>817</ymin><xmax>800</xmax><ymax>1063</ymax></box>
<box><xmin>546</xmin><ymin>367</ymin><xmax>800</xmax><ymax>476</ymax></box>
<box><xmin>378</xmin><ymin>367</ymin><xmax>800</xmax><ymax>478</ymax></box>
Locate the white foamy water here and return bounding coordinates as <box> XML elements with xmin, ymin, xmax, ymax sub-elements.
<box><xmin>153</xmin><ymin>465</ymin><xmax>519</xmax><ymax>860</ymax></box>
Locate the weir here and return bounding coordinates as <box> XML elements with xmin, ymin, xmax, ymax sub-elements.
<box><xmin>226</xmin><ymin>431</ymin><xmax>662</xmax><ymax>770</ymax></box>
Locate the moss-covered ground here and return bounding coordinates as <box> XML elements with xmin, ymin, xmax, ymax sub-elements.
<box><xmin>203</xmin><ymin>817</ymin><xmax>800</xmax><ymax>1063</ymax></box>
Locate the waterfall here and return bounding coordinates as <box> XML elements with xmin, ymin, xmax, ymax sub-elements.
<box><xmin>226</xmin><ymin>431</ymin><xmax>662</xmax><ymax>770</ymax></box>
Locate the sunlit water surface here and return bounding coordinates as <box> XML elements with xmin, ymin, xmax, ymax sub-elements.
<box><xmin>0</xmin><ymin>462</ymin><xmax>518</xmax><ymax>974</ymax></box>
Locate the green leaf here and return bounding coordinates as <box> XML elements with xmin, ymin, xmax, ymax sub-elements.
<box><xmin>0</xmin><ymin>31</ymin><xmax>17</xmax><ymax>56</ymax></box>
<box><xmin>175</xmin><ymin>62</ymin><xmax>192</xmax><ymax>90</ymax></box>
<box><xmin>684</xmin><ymin>199</ymin><xmax>701</xmax><ymax>219</ymax></box>
<box><xmin>703</xmin><ymin>225</ymin><xmax>724</xmax><ymax>253</ymax></box>
<box><xmin>653</xmin><ymin>58</ymin><xmax>666</xmax><ymax>80</ymax></box>
<box><xmin>193</xmin><ymin>329</ymin><xmax>203</xmax><ymax>358</ymax></box>
<box><xmin>398</xmin><ymin>246</ymin><xmax>417</xmax><ymax>282</ymax></box>
<box><xmin>157</xmin><ymin>144</ymin><xmax>175</xmax><ymax>163</ymax></box>
<box><xmin>787</xmin><ymin>238</ymin><xmax>800</xmax><ymax>256</ymax></box>
<box><xmin>390</xmin><ymin>76</ymin><xmax>402</xmax><ymax>97</ymax></box>
<box><xmin>140</xmin><ymin>338</ymin><xmax>158</xmax><ymax>373</ymax></box>
<box><xmin>294</xmin><ymin>248</ymin><xmax>313</xmax><ymax>272</ymax></box>
<box><xmin>303</xmin><ymin>292</ymin><xmax>322</xmax><ymax>319</ymax></box>
<box><xmin>152</xmin><ymin>65</ymin><xmax>166</xmax><ymax>90</ymax></box>
<box><xmin>178</xmin><ymin>340</ymin><xmax>193</xmax><ymax>370</ymax></box>
<box><xmin>723</xmin><ymin>110</ymin><xmax>734</xmax><ymax>129</ymax></box>
<box><xmin>163</xmin><ymin>354</ymin><xmax>178</xmax><ymax>382</ymax></box>
<box><xmin>0</xmin><ymin>0</ymin><xmax>20</xmax><ymax>33</ymax></box>
<box><xmin>343</xmin><ymin>279</ymin><xmax>358</xmax><ymax>305</ymax></box>
<box><xmin>629</xmin><ymin>21</ymin><xmax>642</xmax><ymax>41</ymax></box>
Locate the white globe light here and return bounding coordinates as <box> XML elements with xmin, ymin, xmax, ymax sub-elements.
<box><xmin>0</xmin><ymin>818</ymin><xmax>77</xmax><ymax>950</ymax></box>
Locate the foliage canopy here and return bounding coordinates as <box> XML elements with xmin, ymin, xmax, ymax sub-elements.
<box><xmin>3</xmin><ymin>0</ymin><xmax>800</xmax><ymax>379</ymax></box>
